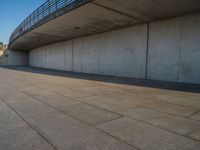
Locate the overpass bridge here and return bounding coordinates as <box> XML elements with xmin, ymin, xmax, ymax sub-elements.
<box><xmin>9</xmin><ymin>0</ymin><xmax>200</xmax><ymax>50</ymax></box>
<box><xmin>7</xmin><ymin>0</ymin><xmax>200</xmax><ymax>84</ymax></box>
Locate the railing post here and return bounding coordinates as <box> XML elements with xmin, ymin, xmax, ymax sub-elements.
<box><xmin>64</xmin><ymin>0</ymin><xmax>67</xmax><ymax>6</ymax></box>
<box><xmin>42</xmin><ymin>5</ymin><xmax>44</xmax><ymax>18</ymax></box>
<box><xmin>37</xmin><ymin>10</ymin><xmax>39</xmax><ymax>22</ymax></box>
<box><xmin>32</xmin><ymin>14</ymin><xmax>35</xmax><ymax>25</ymax></box>
<box><xmin>48</xmin><ymin>0</ymin><xmax>51</xmax><ymax>15</ymax></box>
<box><xmin>56</xmin><ymin>0</ymin><xmax>58</xmax><ymax>10</ymax></box>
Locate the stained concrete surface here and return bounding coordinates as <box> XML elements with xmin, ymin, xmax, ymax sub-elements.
<box><xmin>0</xmin><ymin>66</ymin><xmax>200</xmax><ymax>150</ymax></box>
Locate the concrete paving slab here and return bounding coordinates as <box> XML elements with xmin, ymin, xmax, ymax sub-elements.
<box><xmin>141</xmin><ymin>93</ymin><xmax>200</xmax><ymax>108</ymax></box>
<box><xmin>36</xmin><ymin>93</ymin><xmax>80</xmax><ymax>105</ymax></box>
<box><xmin>85</xmin><ymin>93</ymin><xmax>199</xmax><ymax>117</ymax></box>
<box><xmin>55</xmin><ymin>88</ymin><xmax>96</xmax><ymax>99</ymax></box>
<box><xmin>86</xmin><ymin>88</ymin><xmax>200</xmax><ymax>117</ymax></box>
<box><xmin>0</xmin><ymin>84</ymin><xmax>19</xmax><ymax>97</ymax></box>
<box><xmin>79</xmin><ymin>95</ymin><xmax>137</xmax><ymax>113</ymax></box>
<box><xmin>189</xmin><ymin>129</ymin><xmax>200</xmax><ymax>141</ymax></box>
<box><xmin>136</xmin><ymin>99</ymin><xmax>199</xmax><ymax>117</ymax></box>
<box><xmin>0</xmin><ymin>66</ymin><xmax>200</xmax><ymax>150</ymax></box>
<box><xmin>1</xmin><ymin>91</ymin><xmax>32</xmax><ymax>102</ymax></box>
<box><xmin>0</xmin><ymin>100</ymin><xmax>55</xmax><ymax>150</ymax></box>
<box><xmin>65</xmin><ymin>135</ymin><xmax>136</xmax><ymax>150</ymax></box>
<box><xmin>76</xmin><ymin>85</ymin><xmax>131</xmax><ymax>97</ymax></box>
<box><xmin>189</xmin><ymin>112</ymin><xmax>200</xmax><ymax>121</ymax></box>
<box><xmin>32</xmin><ymin>93</ymin><xmax>122</xmax><ymax>126</ymax></box>
<box><xmin>20</xmin><ymin>85</ymin><xmax>55</xmax><ymax>97</ymax></box>
<box><xmin>57</xmin><ymin>102</ymin><xmax>122</xmax><ymax>126</ymax></box>
<box><xmin>4</xmin><ymin>97</ymin><xmax>134</xmax><ymax>150</ymax></box>
<box><xmin>97</xmin><ymin>117</ymin><xmax>200</xmax><ymax>150</ymax></box>
<box><xmin>120</xmin><ymin>107</ymin><xmax>200</xmax><ymax>135</ymax></box>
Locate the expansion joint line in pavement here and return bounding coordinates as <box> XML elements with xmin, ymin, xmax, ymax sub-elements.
<box><xmin>0</xmin><ymin>97</ymin><xmax>58</xmax><ymax>150</ymax></box>
<box><xmin>2</xmin><ymin>71</ymin><xmax>200</xmax><ymax>146</ymax></box>
<box><xmin>2</xmin><ymin>79</ymin><xmax>141</xmax><ymax>150</ymax></box>
<box><xmin>21</xmin><ymin>90</ymin><xmax>140</xmax><ymax>150</ymax></box>
<box><xmin>4</xmin><ymin>73</ymin><xmax>200</xmax><ymax>143</ymax></box>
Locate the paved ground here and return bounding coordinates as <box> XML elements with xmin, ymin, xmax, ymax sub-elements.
<box><xmin>0</xmin><ymin>66</ymin><xmax>200</xmax><ymax>150</ymax></box>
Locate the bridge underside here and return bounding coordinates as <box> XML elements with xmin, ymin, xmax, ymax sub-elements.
<box><xmin>9</xmin><ymin>0</ymin><xmax>200</xmax><ymax>50</ymax></box>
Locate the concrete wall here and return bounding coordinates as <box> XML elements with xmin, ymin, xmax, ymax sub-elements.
<box><xmin>29</xmin><ymin>14</ymin><xmax>200</xmax><ymax>84</ymax></box>
<box><xmin>147</xmin><ymin>14</ymin><xmax>200</xmax><ymax>84</ymax></box>
<box><xmin>30</xmin><ymin>24</ymin><xmax>148</xmax><ymax>78</ymax></box>
<box><xmin>0</xmin><ymin>49</ymin><xmax>28</xmax><ymax>66</ymax></box>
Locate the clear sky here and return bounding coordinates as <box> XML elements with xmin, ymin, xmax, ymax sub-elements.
<box><xmin>0</xmin><ymin>0</ymin><xmax>46</xmax><ymax>44</ymax></box>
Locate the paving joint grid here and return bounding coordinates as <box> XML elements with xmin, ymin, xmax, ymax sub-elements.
<box><xmin>33</xmin><ymin>72</ymin><xmax>200</xmax><ymax>117</ymax></box>
<box><xmin>2</xmin><ymin>68</ymin><xmax>200</xmax><ymax>143</ymax></box>
<box><xmin>186</xmin><ymin>130</ymin><xmax>200</xmax><ymax>141</ymax></box>
<box><xmin>186</xmin><ymin>111</ymin><xmax>200</xmax><ymax>119</ymax></box>
<box><xmin>22</xmin><ymin>93</ymin><xmax>139</xmax><ymax>150</ymax></box>
<box><xmin>97</xmin><ymin>86</ymin><xmax>200</xmax><ymax>117</ymax></box>
<box><xmin>133</xmin><ymin>101</ymin><xmax>200</xmax><ymax>119</ymax></box>
<box><xmin>6</xmin><ymin>66</ymin><xmax>200</xmax><ymax>103</ymax></box>
<box><xmin>2</xmin><ymin>68</ymin><xmax>200</xmax><ymax>121</ymax></box>
<box><xmin>135</xmin><ymin>104</ymin><xmax>200</xmax><ymax>123</ymax></box>
<box><xmin>11</xmin><ymin>70</ymin><xmax>199</xmax><ymax>120</ymax></box>
<box><xmin>3</xmin><ymin>73</ymin><xmax>200</xmax><ymax>145</ymax></box>
<box><xmin>69</xmin><ymin>75</ymin><xmax>200</xmax><ymax>105</ymax></box>
<box><xmin>4</xmin><ymin>68</ymin><xmax>200</xmax><ymax>126</ymax></box>
<box><xmin>185</xmin><ymin>113</ymin><xmax>200</xmax><ymax>137</ymax></box>
<box><xmin>138</xmin><ymin>95</ymin><xmax>200</xmax><ymax>113</ymax></box>
<box><xmin>0</xmin><ymin>97</ymin><xmax>58</xmax><ymax>150</ymax></box>
<box><xmin>2</xmin><ymin>78</ymin><xmax>140</xmax><ymax>150</ymax></box>
<box><xmin>26</xmin><ymin>81</ymin><xmax>123</xmax><ymax>117</ymax></box>
<box><xmin>17</xmin><ymin>75</ymin><xmax>125</xmax><ymax>117</ymax></box>
<box><xmin>20</xmin><ymin>88</ymin><xmax>125</xmax><ymax>126</ymax></box>
<box><xmin>118</xmin><ymin>106</ymin><xmax>200</xmax><ymax>142</ymax></box>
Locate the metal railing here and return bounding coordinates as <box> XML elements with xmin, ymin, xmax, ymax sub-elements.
<box><xmin>9</xmin><ymin>0</ymin><xmax>89</xmax><ymax>44</ymax></box>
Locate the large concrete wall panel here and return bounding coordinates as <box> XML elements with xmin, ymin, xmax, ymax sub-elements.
<box><xmin>148</xmin><ymin>14</ymin><xmax>200</xmax><ymax>84</ymax></box>
<box><xmin>71</xmin><ymin>24</ymin><xmax>148</xmax><ymax>78</ymax></box>
<box><xmin>30</xmin><ymin>41</ymin><xmax>73</xmax><ymax>71</ymax></box>
<box><xmin>29</xmin><ymin>47</ymin><xmax>45</xmax><ymax>68</ymax></box>
<box><xmin>73</xmin><ymin>38</ymin><xmax>83</xmax><ymax>72</ymax></box>
<box><xmin>81</xmin><ymin>35</ymin><xmax>101</xmax><ymax>74</ymax></box>
<box><xmin>148</xmin><ymin>18</ymin><xmax>180</xmax><ymax>82</ymax></box>
<box><xmin>98</xmin><ymin>25</ymin><xmax>147</xmax><ymax>78</ymax></box>
<box><xmin>45</xmin><ymin>41</ymin><xmax>73</xmax><ymax>70</ymax></box>
<box><xmin>0</xmin><ymin>49</ymin><xmax>28</xmax><ymax>66</ymax></box>
<box><xmin>179</xmin><ymin>14</ymin><xmax>200</xmax><ymax>83</ymax></box>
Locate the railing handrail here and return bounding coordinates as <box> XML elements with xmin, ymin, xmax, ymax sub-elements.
<box><xmin>9</xmin><ymin>0</ymin><xmax>89</xmax><ymax>45</ymax></box>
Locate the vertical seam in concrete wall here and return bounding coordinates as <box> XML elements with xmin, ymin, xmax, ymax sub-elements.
<box><xmin>97</xmin><ymin>34</ymin><xmax>101</xmax><ymax>73</ymax></box>
<box><xmin>177</xmin><ymin>17</ymin><xmax>182</xmax><ymax>82</ymax></box>
<box><xmin>28</xmin><ymin>51</ymin><xmax>30</xmax><ymax>66</ymax></box>
<box><xmin>72</xmin><ymin>40</ymin><xmax>74</xmax><ymax>71</ymax></box>
<box><xmin>177</xmin><ymin>44</ymin><xmax>181</xmax><ymax>82</ymax></box>
<box><xmin>64</xmin><ymin>44</ymin><xmax>66</xmax><ymax>70</ymax></box>
<box><xmin>81</xmin><ymin>37</ymin><xmax>83</xmax><ymax>72</ymax></box>
<box><xmin>145</xmin><ymin>23</ymin><xmax>150</xmax><ymax>79</ymax></box>
<box><xmin>40</xmin><ymin>50</ymin><xmax>42</xmax><ymax>68</ymax></box>
<box><xmin>44</xmin><ymin>48</ymin><xmax>46</xmax><ymax>68</ymax></box>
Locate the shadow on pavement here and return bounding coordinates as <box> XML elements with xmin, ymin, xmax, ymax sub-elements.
<box><xmin>2</xmin><ymin>66</ymin><xmax>200</xmax><ymax>93</ymax></box>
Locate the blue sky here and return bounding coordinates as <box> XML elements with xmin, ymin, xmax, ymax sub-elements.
<box><xmin>0</xmin><ymin>0</ymin><xmax>46</xmax><ymax>44</ymax></box>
